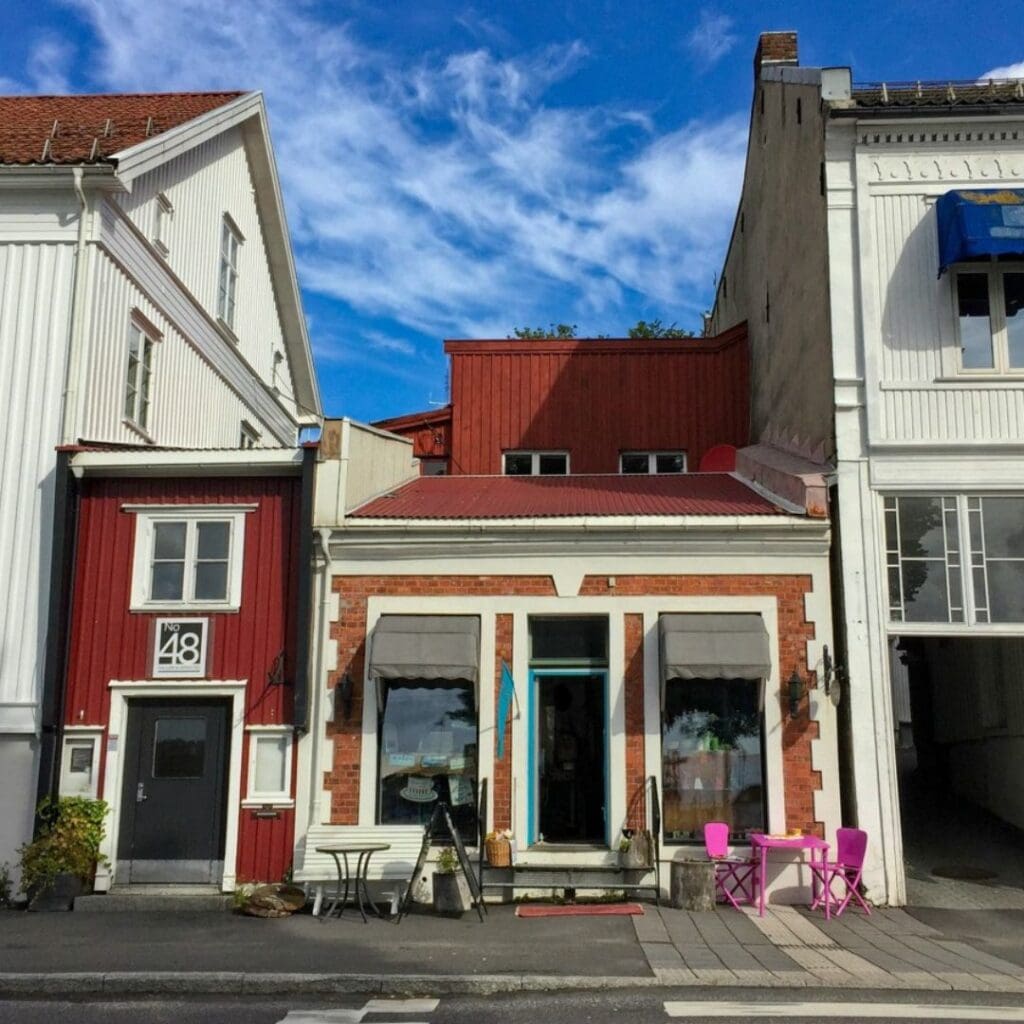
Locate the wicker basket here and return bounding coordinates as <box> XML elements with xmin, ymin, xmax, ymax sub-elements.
<box><xmin>484</xmin><ymin>835</ymin><xmax>512</xmax><ymax>867</ymax></box>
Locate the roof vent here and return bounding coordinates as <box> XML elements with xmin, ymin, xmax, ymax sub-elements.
<box><xmin>145</xmin><ymin>115</ymin><xmax>154</xmax><ymax>137</ymax></box>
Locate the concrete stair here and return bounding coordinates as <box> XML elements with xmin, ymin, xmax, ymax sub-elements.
<box><xmin>74</xmin><ymin>885</ymin><xmax>233</xmax><ymax>912</ymax></box>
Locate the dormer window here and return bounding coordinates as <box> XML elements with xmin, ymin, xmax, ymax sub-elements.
<box><xmin>620</xmin><ymin>452</ymin><xmax>687</xmax><ymax>474</ymax></box>
<box><xmin>217</xmin><ymin>215</ymin><xmax>243</xmax><ymax>331</ymax></box>
<box><xmin>954</xmin><ymin>267</ymin><xmax>1024</xmax><ymax>373</ymax></box>
<box><xmin>503</xmin><ymin>451</ymin><xmax>569</xmax><ymax>475</ymax></box>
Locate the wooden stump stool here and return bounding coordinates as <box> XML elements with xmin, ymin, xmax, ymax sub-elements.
<box><xmin>670</xmin><ymin>860</ymin><xmax>716</xmax><ymax>911</ymax></box>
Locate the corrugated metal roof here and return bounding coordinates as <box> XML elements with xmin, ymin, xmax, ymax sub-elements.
<box><xmin>0</xmin><ymin>92</ymin><xmax>244</xmax><ymax>165</ymax></box>
<box><xmin>349</xmin><ymin>473</ymin><xmax>786</xmax><ymax>519</ymax></box>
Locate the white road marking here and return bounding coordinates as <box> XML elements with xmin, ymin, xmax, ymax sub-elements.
<box><xmin>663</xmin><ymin>1001</ymin><xmax>1024</xmax><ymax>1020</ymax></box>
<box><xmin>364</xmin><ymin>999</ymin><xmax>440</xmax><ymax>1014</ymax></box>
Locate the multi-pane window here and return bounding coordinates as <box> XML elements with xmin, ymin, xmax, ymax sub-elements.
<box><xmin>217</xmin><ymin>216</ymin><xmax>241</xmax><ymax>329</ymax></box>
<box><xmin>131</xmin><ymin>511</ymin><xmax>247</xmax><ymax>610</ymax></box>
<box><xmin>154</xmin><ymin>192</ymin><xmax>173</xmax><ymax>256</ymax></box>
<box><xmin>123</xmin><ymin>323</ymin><xmax>155</xmax><ymax>431</ymax></box>
<box><xmin>620</xmin><ymin>452</ymin><xmax>687</xmax><ymax>474</ymax></box>
<box><xmin>239</xmin><ymin>422</ymin><xmax>259</xmax><ymax>449</ymax></box>
<box><xmin>502</xmin><ymin>451</ymin><xmax>569</xmax><ymax>475</ymax></box>
<box><xmin>662</xmin><ymin>678</ymin><xmax>765</xmax><ymax>844</ymax></box>
<box><xmin>884</xmin><ymin>494</ymin><xmax>1024</xmax><ymax>624</ymax></box>
<box><xmin>954</xmin><ymin>267</ymin><xmax>1024</xmax><ymax>373</ymax></box>
<box><xmin>377</xmin><ymin>682</ymin><xmax>478</xmax><ymax>842</ymax></box>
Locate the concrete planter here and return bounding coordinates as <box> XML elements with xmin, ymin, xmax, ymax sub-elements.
<box><xmin>432</xmin><ymin>871</ymin><xmax>471</xmax><ymax>917</ymax></box>
<box><xmin>670</xmin><ymin>860</ymin><xmax>715</xmax><ymax>911</ymax></box>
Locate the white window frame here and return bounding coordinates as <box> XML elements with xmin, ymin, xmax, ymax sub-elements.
<box><xmin>154</xmin><ymin>192</ymin><xmax>173</xmax><ymax>256</ymax></box>
<box><xmin>502</xmin><ymin>451</ymin><xmax>570</xmax><ymax>475</ymax></box>
<box><xmin>952</xmin><ymin>263</ymin><xmax>1024</xmax><ymax>375</ymax></box>
<box><xmin>59</xmin><ymin>728</ymin><xmax>103</xmax><ymax>799</ymax></box>
<box><xmin>244</xmin><ymin>726</ymin><xmax>294</xmax><ymax>805</ymax></box>
<box><xmin>239</xmin><ymin>421</ymin><xmax>260</xmax><ymax>449</ymax></box>
<box><xmin>123</xmin><ymin>315</ymin><xmax>160</xmax><ymax>435</ymax></box>
<box><xmin>619</xmin><ymin>451</ymin><xmax>688</xmax><ymax>474</ymax></box>
<box><xmin>217</xmin><ymin>214</ymin><xmax>243</xmax><ymax>331</ymax></box>
<box><xmin>127</xmin><ymin>505</ymin><xmax>254</xmax><ymax>612</ymax></box>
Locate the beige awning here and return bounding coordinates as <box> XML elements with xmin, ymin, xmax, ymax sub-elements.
<box><xmin>368</xmin><ymin>615</ymin><xmax>481</xmax><ymax>684</ymax></box>
<box><xmin>659</xmin><ymin>613</ymin><xmax>771</xmax><ymax>693</ymax></box>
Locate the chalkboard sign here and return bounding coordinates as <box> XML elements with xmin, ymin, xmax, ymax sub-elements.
<box><xmin>397</xmin><ymin>802</ymin><xmax>486</xmax><ymax>923</ymax></box>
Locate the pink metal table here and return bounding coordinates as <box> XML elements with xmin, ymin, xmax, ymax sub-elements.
<box><xmin>748</xmin><ymin>833</ymin><xmax>830</xmax><ymax>918</ymax></box>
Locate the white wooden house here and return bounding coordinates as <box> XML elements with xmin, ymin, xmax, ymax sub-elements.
<box><xmin>710</xmin><ymin>34</ymin><xmax>1024</xmax><ymax>905</ymax></box>
<box><xmin>0</xmin><ymin>91</ymin><xmax>321</xmax><ymax>881</ymax></box>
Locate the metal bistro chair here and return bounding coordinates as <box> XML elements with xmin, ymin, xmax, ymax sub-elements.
<box><xmin>704</xmin><ymin>821</ymin><xmax>757</xmax><ymax>910</ymax></box>
<box><xmin>812</xmin><ymin>827</ymin><xmax>871</xmax><ymax>917</ymax></box>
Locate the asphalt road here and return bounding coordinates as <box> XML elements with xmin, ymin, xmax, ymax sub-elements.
<box><xmin>4</xmin><ymin>990</ymin><xmax>1024</xmax><ymax>1023</ymax></box>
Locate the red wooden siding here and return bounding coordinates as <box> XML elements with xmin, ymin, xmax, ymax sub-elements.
<box><xmin>372</xmin><ymin>407</ymin><xmax>451</xmax><ymax>462</ymax></box>
<box><xmin>64</xmin><ymin>475</ymin><xmax>303</xmax><ymax>729</ymax></box>
<box><xmin>444</xmin><ymin>326</ymin><xmax>750</xmax><ymax>475</ymax></box>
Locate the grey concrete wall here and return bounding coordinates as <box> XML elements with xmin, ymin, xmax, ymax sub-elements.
<box><xmin>709</xmin><ymin>75</ymin><xmax>835</xmax><ymax>462</ymax></box>
<box><xmin>0</xmin><ymin>735</ymin><xmax>39</xmax><ymax>896</ymax></box>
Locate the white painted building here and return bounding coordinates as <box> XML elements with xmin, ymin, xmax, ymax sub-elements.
<box><xmin>711</xmin><ymin>34</ymin><xmax>1024</xmax><ymax>904</ymax></box>
<box><xmin>0</xmin><ymin>92</ymin><xmax>320</xmax><ymax>880</ymax></box>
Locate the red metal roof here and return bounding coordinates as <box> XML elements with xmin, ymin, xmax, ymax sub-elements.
<box><xmin>0</xmin><ymin>92</ymin><xmax>244</xmax><ymax>165</ymax></box>
<box><xmin>350</xmin><ymin>473</ymin><xmax>786</xmax><ymax>519</ymax></box>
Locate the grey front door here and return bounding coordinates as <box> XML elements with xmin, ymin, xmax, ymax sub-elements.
<box><xmin>118</xmin><ymin>699</ymin><xmax>230</xmax><ymax>884</ymax></box>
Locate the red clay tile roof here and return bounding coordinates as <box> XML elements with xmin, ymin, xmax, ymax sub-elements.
<box><xmin>349</xmin><ymin>474</ymin><xmax>787</xmax><ymax>519</ymax></box>
<box><xmin>0</xmin><ymin>92</ymin><xmax>245</xmax><ymax>166</ymax></box>
<box><xmin>850</xmin><ymin>79</ymin><xmax>1024</xmax><ymax>111</ymax></box>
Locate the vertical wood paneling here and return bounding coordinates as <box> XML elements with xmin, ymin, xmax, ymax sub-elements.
<box><xmin>446</xmin><ymin>331</ymin><xmax>749</xmax><ymax>475</ymax></box>
<box><xmin>113</xmin><ymin>127</ymin><xmax>293</xmax><ymax>402</ymax></box>
<box><xmin>0</xmin><ymin>242</ymin><xmax>75</xmax><ymax>717</ymax></box>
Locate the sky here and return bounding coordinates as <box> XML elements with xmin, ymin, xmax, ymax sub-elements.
<box><xmin>2</xmin><ymin>1</ymin><xmax>1023</xmax><ymax>423</ymax></box>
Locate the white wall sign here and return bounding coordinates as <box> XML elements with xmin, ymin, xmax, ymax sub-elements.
<box><xmin>153</xmin><ymin>618</ymin><xmax>210</xmax><ymax>678</ymax></box>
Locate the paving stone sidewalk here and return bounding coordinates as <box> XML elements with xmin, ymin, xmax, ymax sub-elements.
<box><xmin>634</xmin><ymin>904</ymin><xmax>1024</xmax><ymax>993</ymax></box>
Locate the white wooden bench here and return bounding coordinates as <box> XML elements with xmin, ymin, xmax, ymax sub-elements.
<box><xmin>294</xmin><ymin>825</ymin><xmax>434</xmax><ymax>915</ymax></box>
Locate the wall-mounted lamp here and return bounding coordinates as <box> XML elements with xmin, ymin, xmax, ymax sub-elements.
<box><xmin>335</xmin><ymin>673</ymin><xmax>354</xmax><ymax>721</ymax></box>
<box><xmin>787</xmin><ymin>668</ymin><xmax>805</xmax><ymax>718</ymax></box>
<box><xmin>822</xmin><ymin>644</ymin><xmax>845</xmax><ymax>707</ymax></box>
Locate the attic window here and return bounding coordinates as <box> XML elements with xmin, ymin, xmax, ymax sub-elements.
<box><xmin>154</xmin><ymin>193</ymin><xmax>173</xmax><ymax>256</ymax></box>
<box><xmin>217</xmin><ymin>214</ymin><xmax>243</xmax><ymax>331</ymax></box>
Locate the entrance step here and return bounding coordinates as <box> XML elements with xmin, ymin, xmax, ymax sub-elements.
<box><xmin>74</xmin><ymin>885</ymin><xmax>232</xmax><ymax>913</ymax></box>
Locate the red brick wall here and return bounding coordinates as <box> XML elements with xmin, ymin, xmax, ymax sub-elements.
<box><xmin>327</xmin><ymin>572</ymin><xmax>821</xmax><ymax>836</ymax></box>
<box><xmin>624</xmin><ymin>613</ymin><xmax>647</xmax><ymax>830</ymax></box>
<box><xmin>493</xmin><ymin>614</ymin><xmax>514</xmax><ymax>831</ymax></box>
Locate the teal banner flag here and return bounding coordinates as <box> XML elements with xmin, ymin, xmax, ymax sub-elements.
<box><xmin>496</xmin><ymin>661</ymin><xmax>516</xmax><ymax>760</ymax></box>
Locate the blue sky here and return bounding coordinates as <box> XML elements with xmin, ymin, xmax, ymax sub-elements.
<box><xmin>2</xmin><ymin>1</ymin><xmax>1023</xmax><ymax>422</ymax></box>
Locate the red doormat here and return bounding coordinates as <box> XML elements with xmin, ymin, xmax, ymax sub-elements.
<box><xmin>515</xmin><ymin>903</ymin><xmax>645</xmax><ymax>918</ymax></box>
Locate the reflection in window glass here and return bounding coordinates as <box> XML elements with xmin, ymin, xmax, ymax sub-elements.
<box><xmin>1005</xmin><ymin>273</ymin><xmax>1024</xmax><ymax>369</ymax></box>
<box><xmin>194</xmin><ymin>521</ymin><xmax>230</xmax><ymax>600</ymax></box>
<box><xmin>153</xmin><ymin>718</ymin><xmax>206</xmax><ymax>778</ymax></box>
<box><xmin>884</xmin><ymin>495</ymin><xmax>962</xmax><ymax>623</ymax></box>
<box><xmin>957</xmin><ymin>273</ymin><xmax>994</xmax><ymax>369</ymax></box>
<box><xmin>621</xmin><ymin>454</ymin><xmax>649</xmax><ymax>474</ymax></box>
<box><xmin>253</xmin><ymin>735</ymin><xmax>288</xmax><ymax>795</ymax></box>
<box><xmin>503</xmin><ymin>453</ymin><xmax>533</xmax><ymax>475</ymax></box>
<box><xmin>151</xmin><ymin>522</ymin><xmax>187</xmax><ymax>600</ymax></box>
<box><xmin>972</xmin><ymin>496</ymin><xmax>1024</xmax><ymax>623</ymax></box>
<box><xmin>378</xmin><ymin>682</ymin><xmax>477</xmax><ymax>842</ymax></box>
<box><xmin>662</xmin><ymin>679</ymin><xmax>764</xmax><ymax>843</ymax></box>
<box><xmin>538</xmin><ymin>453</ymin><xmax>568</xmax><ymax>475</ymax></box>
<box><xmin>655</xmin><ymin>453</ymin><xmax>686</xmax><ymax>474</ymax></box>
<box><xmin>530</xmin><ymin>617</ymin><xmax>608</xmax><ymax>663</ymax></box>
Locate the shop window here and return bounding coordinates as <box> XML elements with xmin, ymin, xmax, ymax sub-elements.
<box><xmin>884</xmin><ymin>495</ymin><xmax>963</xmax><ymax>623</ymax></box>
<box><xmin>377</xmin><ymin>681</ymin><xmax>478</xmax><ymax>842</ymax></box>
<box><xmin>620</xmin><ymin>452</ymin><xmax>687</xmax><ymax>474</ymax></box>
<box><xmin>503</xmin><ymin>451</ymin><xmax>569</xmax><ymax>475</ymax></box>
<box><xmin>968</xmin><ymin>496</ymin><xmax>1024</xmax><ymax>623</ymax></box>
<box><xmin>129</xmin><ymin>508</ymin><xmax>249</xmax><ymax>611</ymax></box>
<box><xmin>954</xmin><ymin>266</ymin><xmax>1024</xmax><ymax>373</ymax></box>
<box><xmin>661</xmin><ymin>678</ymin><xmax>765</xmax><ymax>844</ymax></box>
<box><xmin>529</xmin><ymin>616</ymin><xmax>608</xmax><ymax>665</ymax></box>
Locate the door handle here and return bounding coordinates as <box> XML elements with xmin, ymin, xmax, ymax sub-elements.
<box><xmin>136</xmin><ymin>782</ymin><xmax>148</xmax><ymax>803</ymax></box>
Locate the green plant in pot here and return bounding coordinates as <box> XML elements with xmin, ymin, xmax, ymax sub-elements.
<box><xmin>19</xmin><ymin>797</ymin><xmax>109</xmax><ymax>911</ymax></box>
<box><xmin>432</xmin><ymin>846</ymin><xmax>469</xmax><ymax>916</ymax></box>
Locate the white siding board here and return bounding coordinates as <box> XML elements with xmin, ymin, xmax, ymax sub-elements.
<box><xmin>0</xmin><ymin>243</ymin><xmax>74</xmax><ymax>721</ymax></box>
<box><xmin>0</xmin><ymin>189</ymin><xmax>83</xmax><ymax>243</ymax></box>
<box><xmin>113</xmin><ymin>128</ymin><xmax>299</xmax><ymax>414</ymax></box>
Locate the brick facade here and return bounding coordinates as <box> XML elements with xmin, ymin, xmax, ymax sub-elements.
<box><xmin>327</xmin><ymin>572</ymin><xmax>821</xmax><ymax>836</ymax></box>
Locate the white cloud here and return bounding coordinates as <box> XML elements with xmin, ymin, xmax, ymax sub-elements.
<box><xmin>979</xmin><ymin>61</ymin><xmax>1024</xmax><ymax>80</ymax></box>
<box><xmin>48</xmin><ymin>0</ymin><xmax>744</xmax><ymax>347</ymax></box>
<box><xmin>686</xmin><ymin>9</ymin><xmax>737</xmax><ymax>68</ymax></box>
<box><xmin>0</xmin><ymin>35</ymin><xmax>74</xmax><ymax>93</ymax></box>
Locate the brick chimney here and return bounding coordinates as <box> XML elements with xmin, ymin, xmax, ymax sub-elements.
<box><xmin>753</xmin><ymin>31</ymin><xmax>798</xmax><ymax>79</ymax></box>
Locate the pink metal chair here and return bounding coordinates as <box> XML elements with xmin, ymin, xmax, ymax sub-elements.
<box><xmin>704</xmin><ymin>822</ymin><xmax>757</xmax><ymax>910</ymax></box>
<box><xmin>813</xmin><ymin>828</ymin><xmax>871</xmax><ymax>917</ymax></box>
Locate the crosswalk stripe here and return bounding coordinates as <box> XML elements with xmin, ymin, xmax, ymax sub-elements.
<box><xmin>277</xmin><ymin>998</ymin><xmax>439</xmax><ymax>1023</ymax></box>
<box><xmin>663</xmin><ymin>1001</ymin><xmax>1024</xmax><ymax>1020</ymax></box>
<box><xmin>364</xmin><ymin>999</ymin><xmax>440</xmax><ymax>1014</ymax></box>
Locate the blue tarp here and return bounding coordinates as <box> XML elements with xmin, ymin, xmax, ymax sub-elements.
<box><xmin>937</xmin><ymin>188</ymin><xmax>1024</xmax><ymax>275</ymax></box>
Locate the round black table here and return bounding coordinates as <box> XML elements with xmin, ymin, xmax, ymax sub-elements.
<box><xmin>315</xmin><ymin>843</ymin><xmax>392</xmax><ymax>922</ymax></box>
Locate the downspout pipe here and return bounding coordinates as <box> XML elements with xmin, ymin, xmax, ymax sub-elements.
<box><xmin>291</xmin><ymin>444</ymin><xmax>317</xmax><ymax>733</ymax></box>
<box><xmin>34</xmin><ymin>452</ymin><xmax>80</xmax><ymax>819</ymax></box>
<box><xmin>60</xmin><ymin>167</ymin><xmax>90</xmax><ymax>445</ymax></box>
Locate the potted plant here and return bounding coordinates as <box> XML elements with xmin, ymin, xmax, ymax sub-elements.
<box><xmin>432</xmin><ymin>847</ymin><xmax>470</xmax><ymax>916</ymax></box>
<box><xmin>19</xmin><ymin>797</ymin><xmax>109</xmax><ymax>911</ymax></box>
<box><xmin>618</xmin><ymin>828</ymin><xmax>654</xmax><ymax>870</ymax></box>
